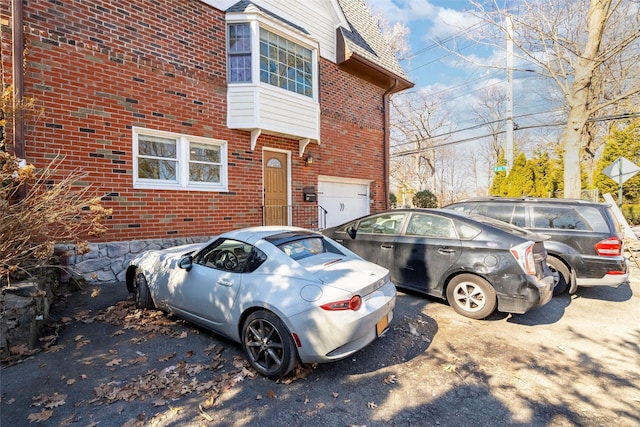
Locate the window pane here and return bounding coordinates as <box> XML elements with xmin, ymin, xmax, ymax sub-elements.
<box><xmin>228</xmin><ymin>23</ymin><xmax>251</xmax><ymax>83</ymax></box>
<box><xmin>138</xmin><ymin>158</ymin><xmax>177</xmax><ymax>180</ymax></box>
<box><xmin>137</xmin><ymin>135</ymin><xmax>177</xmax><ymax>180</ymax></box>
<box><xmin>138</xmin><ymin>135</ymin><xmax>176</xmax><ymax>158</ymax></box>
<box><xmin>189</xmin><ymin>142</ymin><xmax>221</xmax><ymax>183</ymax></box>
<box><xmin>190</xmin><ymin>142</ymin><xmax>220</xmax><ymax>163</ymax></box>
<box><xmin>189</xmin><ymin>163</ymin><xmax>220</xmax><ymax>183</ymax></box>
<box><xmin>259</xmin><ymin>28</ymin><xmax>313</xmax><ymax>97</ymax></box>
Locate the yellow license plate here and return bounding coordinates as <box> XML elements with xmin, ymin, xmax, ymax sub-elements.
<box><xmin>376</xmin><ymin>314</ymin><xmax>389</xmax><ymax>336</ymax></box>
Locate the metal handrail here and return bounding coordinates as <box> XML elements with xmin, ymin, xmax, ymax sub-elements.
<box><xmin>262</xmin><ymin>204</ymin><xmax>328</xmax><ymax>230</ymax></box>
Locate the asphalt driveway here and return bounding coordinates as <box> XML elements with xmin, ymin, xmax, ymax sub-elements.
<box><xmin>1</xmin><ymin>265</ymin><xmax>639</xmax><ymax>426</ymax></box>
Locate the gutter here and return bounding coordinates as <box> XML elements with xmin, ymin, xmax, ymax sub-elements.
<box><xmin>382</xmin><ymin>79</ymin><xmax>398</xmax><ymax>210</ymax></box>
<box><xmin>11</xmin><ymin>0</ymin><xmax>25</xmax><ymax>160</ymax></box>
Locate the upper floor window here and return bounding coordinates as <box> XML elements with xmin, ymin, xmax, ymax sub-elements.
<box><xmin>259</xmin><ymin>28</ymin><xmax>312</xmax><ymax>97</ymax></box>
<box><xmin>227</xmin><ymin>21</ymin><xmax>315</xmax><ymax>99</ymax></box>
<box><xmin>228</xmin><ymin>23</ymin><xmax>252</xmax><ymax>83</ymax></box>
<box><xmin>133</xmin><ymin>127</ymin><xmax>228</xmax><ymax>192</ymax></box>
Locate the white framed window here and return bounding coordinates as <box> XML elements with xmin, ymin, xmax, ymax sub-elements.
<box><xmin>133</xmin><ymin>127</ymin><xmax>228</xmax><ymax>191</ymax></box>
<box><xmin>226</xmin><ymin>20</ymin><xmax>317</xmax><ymax>99</ymax></box>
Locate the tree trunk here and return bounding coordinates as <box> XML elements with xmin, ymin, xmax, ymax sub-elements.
<box><xmin>563</xmin><ymin>0</ymin><xmax>611</xmax><ymax>198</ymax></box>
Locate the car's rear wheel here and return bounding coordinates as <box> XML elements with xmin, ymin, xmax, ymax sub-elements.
<box><xmin>134</xmin><ymin>269</ymin><xmax>154</xmax><ymax>309</ymax></box>
<box><xmin>242</xmin><ymin>310</ymin><xmax>298</xmax><ymax>379</ymax></box>
<box><xmin>547</xmin><ymin>256</ymin><xmax>570</xmax><ymax>296</ymax></box>
<box><xmin>446</xmin><ymin>274</ymin><xmax>497</xmax><ymax>320</ymax></box>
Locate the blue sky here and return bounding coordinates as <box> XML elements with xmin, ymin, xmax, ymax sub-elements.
<box><xmin>364</xmin><ymin>0</ymin><xmax>559</xmax><ymax>151</ymax></box>
<box><xmin>365</xmin><ymin>0</ymin><xmax>487</xmax><ymax>88</ymax></box>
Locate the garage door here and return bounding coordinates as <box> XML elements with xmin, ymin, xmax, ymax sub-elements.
<box><xmin>318</xmin><ymin>179</ymin><xmax>370</xmax><ymax>228</ymax></box>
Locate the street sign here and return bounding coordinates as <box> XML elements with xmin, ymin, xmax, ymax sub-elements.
<box><xmin>602</xmin><ymin>156</ymin><xmax>640</xmax><ymax>184</ymax></box>
<box><xmin>602</xmin><ymin>156</ymin><xmax>640</xmax><ymax>206</ymax></box>
<box><xmin>493</xmin><ymin>165</ymin><xmax>507</xmax><ymax>172</ymax></box>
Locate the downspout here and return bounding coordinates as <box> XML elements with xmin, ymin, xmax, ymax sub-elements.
<box><xmin>382</xmin><ymin>79</ymin><xmax>397</xmax><ymax>210</ymax></box>
<box><xmin>11</xmin><ymin>0</ymin><xmax>25</xmax><ymax>160</ymax></box>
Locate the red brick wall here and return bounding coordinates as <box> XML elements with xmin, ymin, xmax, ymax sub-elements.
<box><xmin>1</xmin><ymin>0</ymin><xmax>388</xmax><ymax>242</ymax></box>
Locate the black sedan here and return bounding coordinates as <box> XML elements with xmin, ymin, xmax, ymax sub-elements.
<box><xmin>322</xmin><ymin>209</ymin><xmax>555</xmax><ymax>319</ymax></box>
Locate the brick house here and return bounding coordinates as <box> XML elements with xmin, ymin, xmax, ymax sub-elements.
<box><xmin>1</xmin><ymin>0</ymin><xmax>412</xmax><ymax>282</ymax></box>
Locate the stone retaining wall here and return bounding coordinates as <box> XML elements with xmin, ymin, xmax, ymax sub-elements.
<box><xmin>57</xmin><ymin>236</ymin><xmax>213</xmax><ymax>284</ymax></box>
<box><xmin>1</xmin><ymin>281</ymin><xmax>51</xmax><ymax>359</ymax></box>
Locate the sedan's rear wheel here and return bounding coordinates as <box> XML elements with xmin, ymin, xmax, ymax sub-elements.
<box><xmin>547</xmin><ymin>256</ymin><xmax>569</xmax><ymax>296</ymax></box>
<box><xmin>242</xmin><ymin>310</ymin><xmax>298</xmax><ymax>379</ymax></box>
<box><xmin>446</xmin><ymin>274</ymin><xmax>497</xmax><ymax>320</ymax></box>
<box><xmin>134</xmin><ymin>269</ymin><xmax>154</xmax><ymax>309</ymax></box>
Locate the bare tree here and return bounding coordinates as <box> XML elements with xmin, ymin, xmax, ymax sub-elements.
<box><xmin>389</xmin><ymin>90</ymin><xmax>455</xmax><ymax>204</ymax></box>
<box><xmin>469</xmin><ymin>0</ymin><xmax>640</xmax><ymax>198</ymax></box>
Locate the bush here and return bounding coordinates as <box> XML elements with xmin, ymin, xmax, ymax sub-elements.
<box><xmin>622</xmin><ymin>204</ymin><xmax>640</xmax><ymax>226</ymax></box>
<box><xmin>412</xmin><ymin>190</ymin><xmax>438</xmax><ymax>208</ymax></box>
<box><xmin>1</xmin><ymin>153</ymin><xmax>112</xmax><ymax>287</ymax></box>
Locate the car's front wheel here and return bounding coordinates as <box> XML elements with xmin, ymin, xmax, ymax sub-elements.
<box><xmin>446</xmin><ymin>274</ymin><xmax>497</xmax><ymax>320</ymax></box>
<box><xmin>134</xmin><ymin>269</ymin><xmax>154</xmax><ymax>309</ymax></box>
<box><xmin>242</xmin><ymin>310</ymin><xmax>298</xmax><ymax>379</ymax></box>
<box><xmin>547</xmin><ymin>256</ymin><xmax>570</xmax><ymax>296</ymax></box>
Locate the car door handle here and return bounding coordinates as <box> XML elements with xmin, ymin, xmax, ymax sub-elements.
<box><xmin>217</xmin><ymin>279</ymin><xmax>233</xmax><ymax>287</ymax></box>
<box><xmin>438</xmin><ymin>248</ymin><xmax>456</xmax><ymax>254</ymax></box>
<box><xmin>381</xmin><ymin>244</ymin><xmax>394</xmax><ymax>249</ymax></box>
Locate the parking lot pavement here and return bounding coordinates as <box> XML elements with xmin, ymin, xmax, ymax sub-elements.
<box><xmin>1</xmin><ymin>266</ymin><xmax>639</xmax><ymax>427</ymax></box>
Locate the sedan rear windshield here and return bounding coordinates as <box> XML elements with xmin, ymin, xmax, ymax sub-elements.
<box><xmin>277</xmin><ymin>237</ymin><xmax>343</xmax><ymax>261</ymax></box>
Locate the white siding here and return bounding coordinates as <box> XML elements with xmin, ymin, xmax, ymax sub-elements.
<box><xmin>228</xmin><ymin>85</ymin><xmax>320</xmax><ymax>140</ymax></box>
<box><xmin>255</xmin><ymin>0</ymin><xmax>343</xmax><ymax>61</ymax></box>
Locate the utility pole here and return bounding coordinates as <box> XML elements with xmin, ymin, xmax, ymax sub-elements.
<box><xmin>505</xmin><ymin>14</ymin><xmax>514</xmax><ymax>173</ymax></box>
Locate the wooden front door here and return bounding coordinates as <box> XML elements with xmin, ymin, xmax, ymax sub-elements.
<box><xmin>263</xmin><ymin>151</ymin><xmax>289</xmax><ymax>225</ymax></box>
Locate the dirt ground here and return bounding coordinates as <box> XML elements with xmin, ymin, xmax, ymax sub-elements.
<box><xmin>1</xmin><ymin>264</ymin><xmax>639</xmax><ymax>427</ymax></box>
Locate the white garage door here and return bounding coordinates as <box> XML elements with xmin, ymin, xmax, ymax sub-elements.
<box><xmin>318</xmin><ymin>179</ymin><xmax>370</xmax><ymax>228</ymax></box>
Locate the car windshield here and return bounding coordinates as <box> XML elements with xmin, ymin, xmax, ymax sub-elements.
<box><xmin>277</xmin><ymin>237</ymin><xmax>343</xmax><ymax>261</ymax></box>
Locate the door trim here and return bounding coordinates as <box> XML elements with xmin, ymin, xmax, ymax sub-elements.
<box><xmin>263</xmin><ymin>148</ymin><xmax>291</xmax><ymax>225</ymax></box>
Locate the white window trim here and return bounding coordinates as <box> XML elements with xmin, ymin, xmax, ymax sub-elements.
<box><xmin>226</xmin><ymin>13</ymin><xmax>319</xmax><ymax>102</ymax></box>
<box><xmin>132</xmin><ymin>127</ymin><xmax>228</xmax><ymax>192</ymax></box>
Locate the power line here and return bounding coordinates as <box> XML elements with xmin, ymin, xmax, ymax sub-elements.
<box><xmin>390</xmin><ymin>112</ymin><xmax>640</xmax><ymax>158</ymax></box>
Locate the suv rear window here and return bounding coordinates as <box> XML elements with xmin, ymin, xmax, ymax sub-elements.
<box><xmin>531</xmin><ymin>206</ymin><xmax>608</xmax><ymax>232</ymax></box>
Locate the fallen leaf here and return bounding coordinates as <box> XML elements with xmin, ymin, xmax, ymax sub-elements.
<box><xmin>159</xmin><ymin>352</ymin><xmax>176</xmax><ymax>362</ymax></box>
<box><xmin>153</xmin><ymin>399</ymin><xmax>167</xmax><ymax>407</ymax></box>
<box><xmin>67</xmin><ymin>379</ymin><xmax>76</xmax><ymax>385</ymax></box>
<box><xmin>266</xmin><ymin>390</ymin><xmax>277</xmax><ymax>399</ymax></box>
<box><xmin>9</xmin><ymin>344</ymin><xmax>32</xmax><ymax>356</ymax></box>
<box><xmin>186</xmin><ymin>350</ymin><xmax>193</xmax><ymax>358</ymax></box>
<box><xmin>255</xmin><ymin>394</ymin><xmax>263</xmax><ymax>400</ymax></box>
<box><xmin>332</xmin><ymin>392</ymin><xmax>339</xmax><ymax>398</ymax></box>
<box><xmin>367</xmin><ymin>401</ymin><xmax>377</xmax><ymax>409</ymax></box>
<box><xmin>177</xmin><ymin>331</ymin><xmax>188</xmax><ymax>339</ymax></box>
<box><xmin>27</xmin><ymin>409</ymin><xmax>53</xmax><ymax>423</ymax></box>
<box><xmin>91</xmin><ymin>287</ymin><xmax>101</xmax><ymax>298</ymax></box>
<box><xmin>443</xmin><ymin>364</ymin><xmax>457</xmax><ymax>373</ymax></box>
<box><xmin>106</xmin><ymin>358</ymin><xmax>122</xmax><ymax>367</ymax></box>
<box><xmin>45</xmin><ymin>345</ymin><xmax>64</xmax><ymax>353</ymax></box>
<box><xmin>383</xmin><ymin>374</ymin><xmax>397</xmax><ymax>384</ymax></box>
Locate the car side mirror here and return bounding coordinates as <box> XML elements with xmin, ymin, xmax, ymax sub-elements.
<box><xmin>347</xmin><ymin>226</ymin><xmax>357</xmax><ymax>240</ymax></box>
<box><xmin>179</xmin><ymin>255</ymin><xmax>193</xmax><ymax>271</ymax></box>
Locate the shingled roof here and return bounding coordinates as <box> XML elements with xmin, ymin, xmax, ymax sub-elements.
<box><xmin>226</xmin><ymin>0</ymin><xmax>413</xmax><ymax>93</ymax></box>
<box><xmin>335</xmin><ymin>0</ymin><xmax>413</xmax><ymax>92</ymax></box>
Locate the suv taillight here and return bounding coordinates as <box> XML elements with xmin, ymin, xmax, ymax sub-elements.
<box><xmin>510</xmin><ymin>241</ymin><xmax>537</xmax><ymax>275</ymax></box>
<box><xmin>594</xmin><ymin>237</ymin><xmax>622</xmax><ymax>256</ymax></box>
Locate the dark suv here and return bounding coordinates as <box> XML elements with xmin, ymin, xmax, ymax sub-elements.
<box><xmin>445</xmin><ymin>197</ymin><xmax>629</xmax><ymax>295</ymax></box>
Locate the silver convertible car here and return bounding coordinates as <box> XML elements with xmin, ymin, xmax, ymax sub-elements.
<box><xmin>125</xmin><ymin>226</ymin><xmax>396</xmax><ymax>379</ymax></box>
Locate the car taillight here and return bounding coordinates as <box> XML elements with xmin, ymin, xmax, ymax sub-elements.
<box><xmin>510</xmin><ymin>241</ymin><xmax>536</xmax><ymax>275</ymax></box>
<box><xmin>594</xmin><ymin>237</ymin><xmax>622</xmax><ymax>256</ymax></box>
<box><xmin>321</xmin><ymin>295</ymin><xmax>362</xmax><ymax>311</ymax></box>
